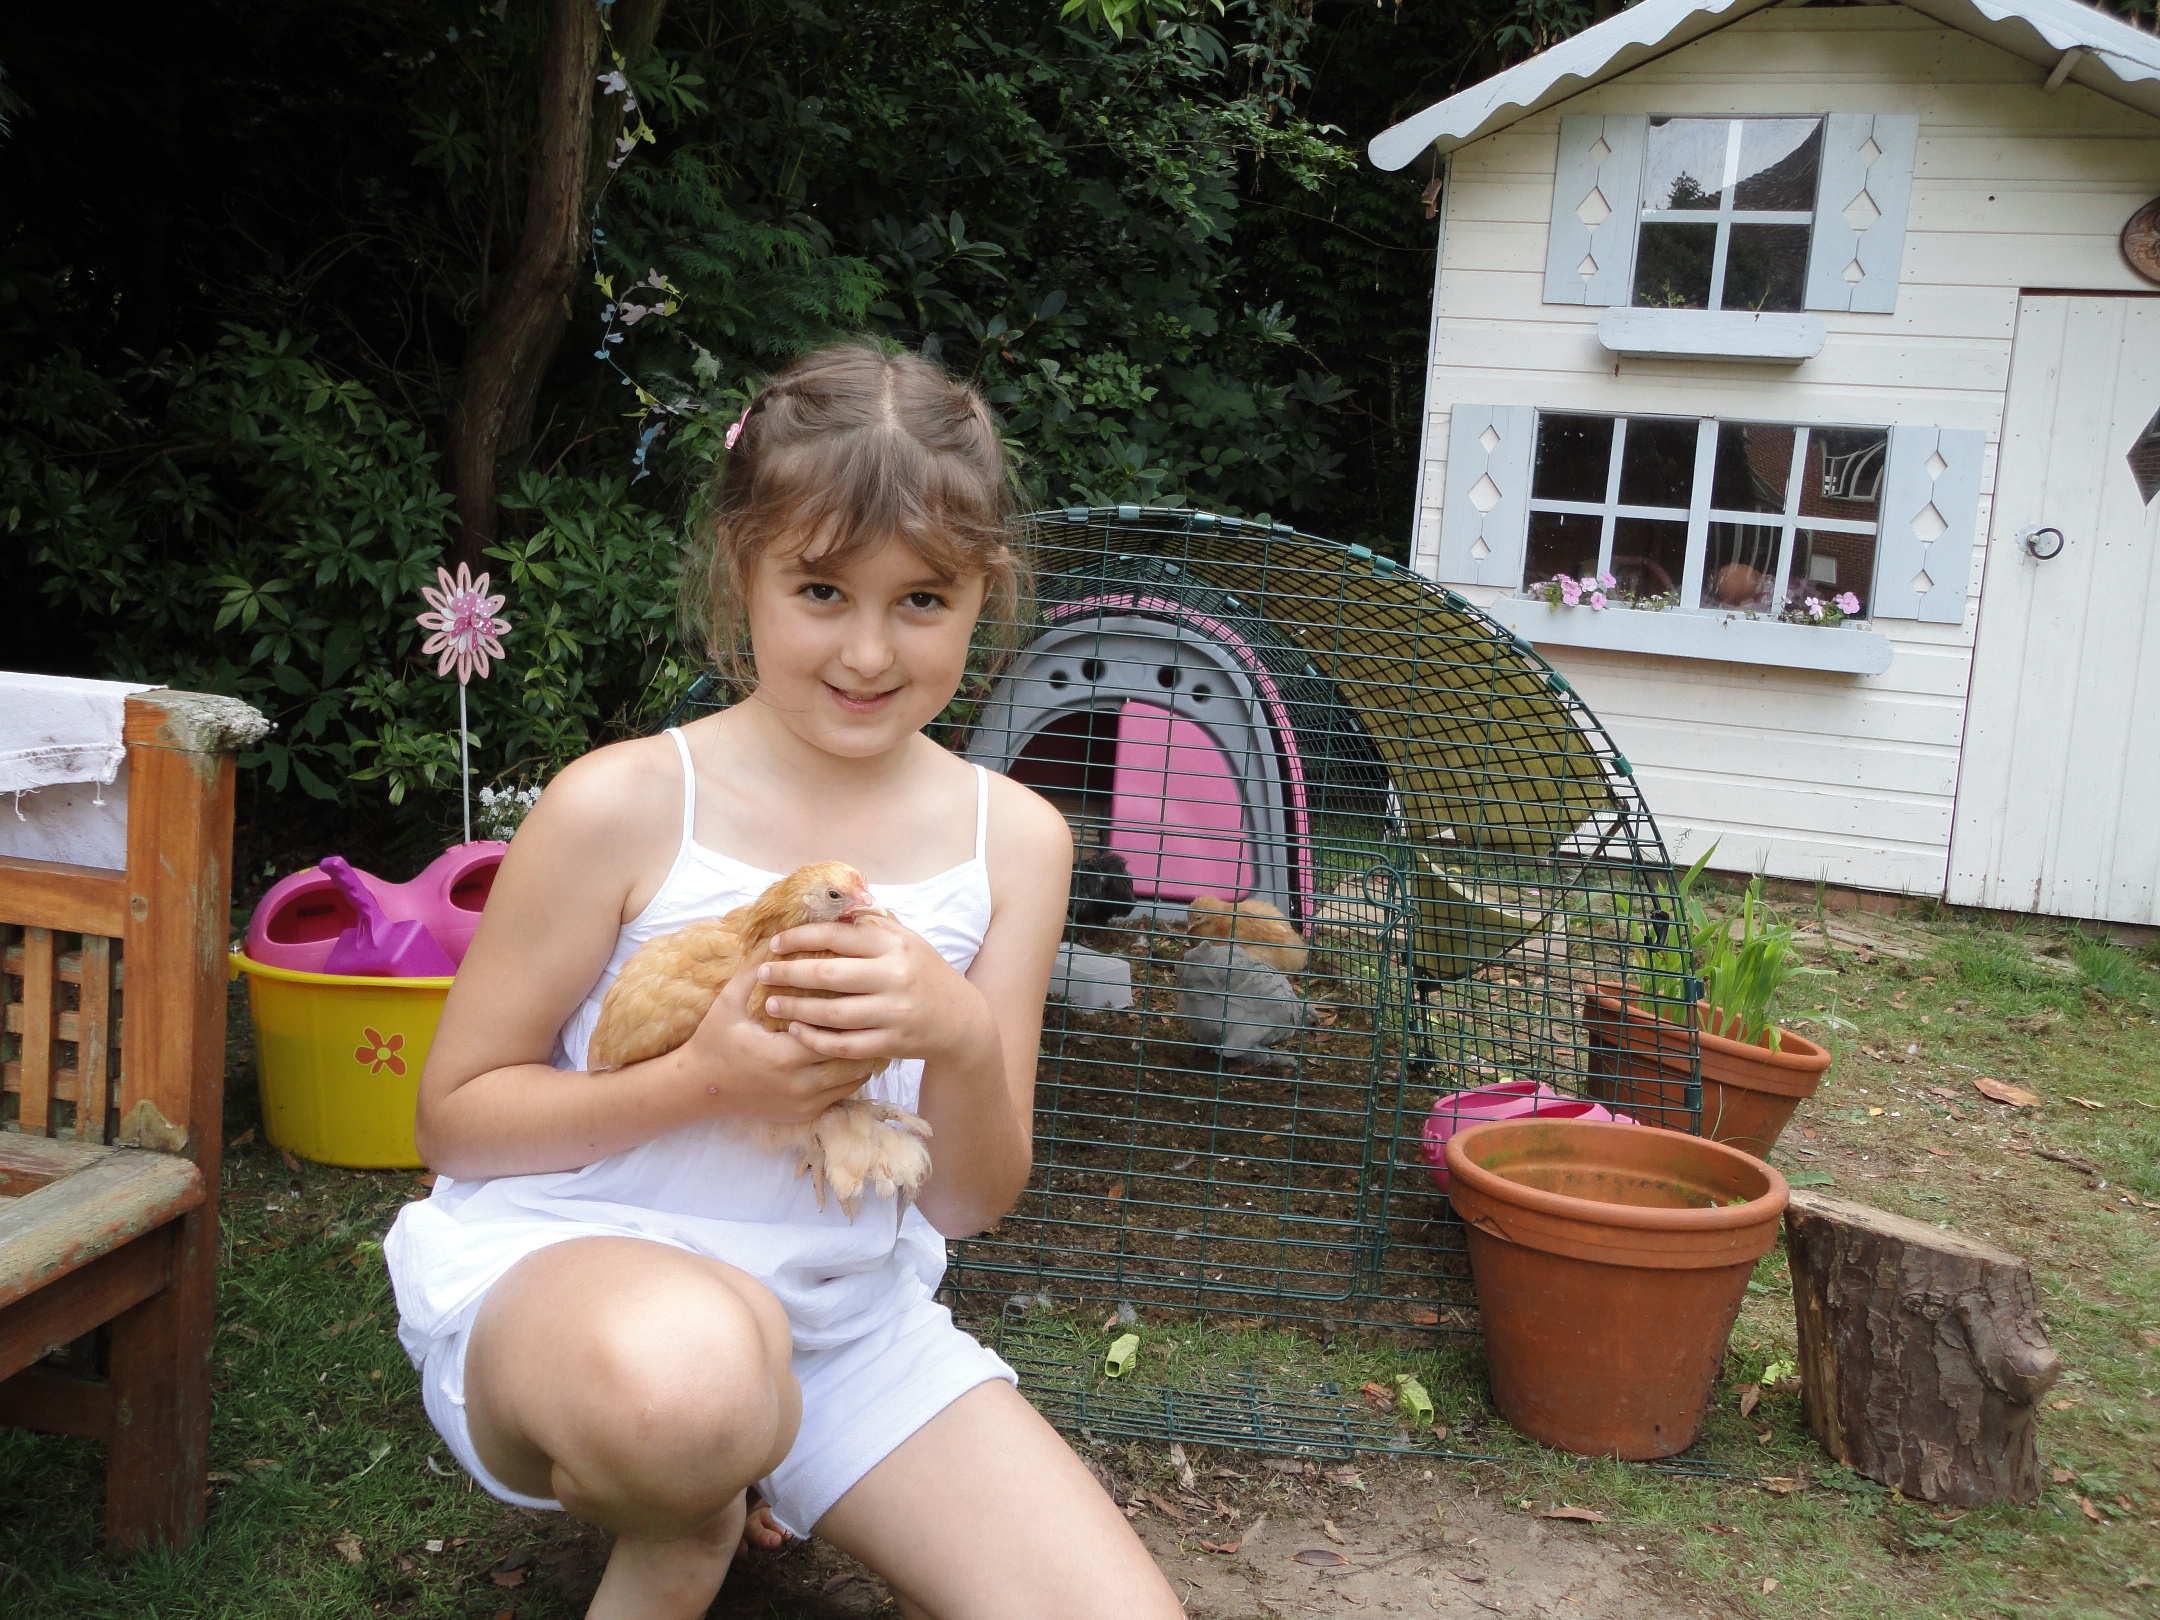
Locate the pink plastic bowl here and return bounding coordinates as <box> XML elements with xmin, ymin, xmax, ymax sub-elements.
<box><xmin>1421</xmin><ymin>1083</ymin><xmax>1636</xmax><ymax>1193</ymax></box>
<box><xmin>245</xmin><ymin>841</ymin><xmax>506</xmax><ymax>974</ymax></box>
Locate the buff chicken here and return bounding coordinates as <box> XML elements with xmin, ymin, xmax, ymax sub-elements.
<box><xmin>1185</xmin><ymin>894</ymin><xmax>1309</xmax><ymax>975</ymax></box>
<box><xmin>585</xmin><ymin>859</ymin><xmax>933</xmax><ymax>1217</ymax></box>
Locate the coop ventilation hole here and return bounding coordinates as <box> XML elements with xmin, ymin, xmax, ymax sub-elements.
<box><xmin>2128</xmin><ymin>405</ymin><xmax>2160</xmax><ymax>505</ymax></box>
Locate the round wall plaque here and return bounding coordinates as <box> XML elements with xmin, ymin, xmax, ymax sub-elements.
<box><xmin>2125</xmin><ymin>196</ymin><xmax>2160</xmax><ymax>286</ymax></box>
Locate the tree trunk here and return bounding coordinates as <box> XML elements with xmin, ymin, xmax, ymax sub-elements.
<box><xmin>445</xmin><ymin>0</ymin><xmax>605</xmax><ymax>569</ymax></box>
<box><xmin>1785</xmin><ymin>1188</ymin><xmax>2061</xmax><ymax>1505</ymax></box>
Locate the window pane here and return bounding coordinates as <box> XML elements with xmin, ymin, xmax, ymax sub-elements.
<box><xmin>1732</xmin><ymin>120</ymin><xmax>1822</xmax><ymax>211</ymax></box>
<box><xmin>1643</xmin><ymin>117</ymin><xmax>1727</xmax><ymax>210</ymax></box>
<box><xmin>1788</xmin><ymin>529</ymin><xmax>1878</xmax><ymax>618</ymax></box>
<box><xmin>1610</xmin><ymin>517</ymin><xmax>1688</xmax><ymax>604</ymax></box>
<box><xmin>1711</xmin><ymin>422</ymin><xmax>1795</xmax><ymax>514</ymax></box>
<box><xmin>1617</xmin><ymin>417</ymin><xmax>1699</xmax><ymax>509</ymax></box>
<box><xmin>1526</xmin><ymin>511</ymin><xmax>1603</xmax><ymax>585</ymax></box>
<box><xmin>1704</xmin><ymin>522</ymin><xmax>1783</xmax><ymax>610</ymax></box>
<box><xmin>1532</xmin><ymin>414</ymin><xmax>1615</xmax><ymax>502</ymax></box>
<box><xmin>1721</xmin><ymin>224</ymin><xmax>1810</xmax><ymax>312</ymax></box>
<box><xmin>1802</xmin><ymin>428</ymin><xmax>1888</xmax><ymax>522</ymax></box>
<box><xmin>1633</xmin><ymin>223</ymin><xmax>1716</xmax><ymax>309</ymax></box>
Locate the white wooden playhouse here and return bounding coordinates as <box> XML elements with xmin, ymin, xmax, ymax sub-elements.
<box><xmin>1371</xmin><ymin>0</ymin><xmax>2160</xmax><ymax>924</ymax></box>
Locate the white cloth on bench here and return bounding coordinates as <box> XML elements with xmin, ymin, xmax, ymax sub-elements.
<box><xmin>0</xmin><ymin>671</ymin><xmax>158</xmax><ymax>870</ymax></box>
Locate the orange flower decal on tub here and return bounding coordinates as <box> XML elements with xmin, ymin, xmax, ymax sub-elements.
<box><xmin>355</xmin><ymin>1028</ymin><xmax>407</xmax><ymax>1076</ymax></box>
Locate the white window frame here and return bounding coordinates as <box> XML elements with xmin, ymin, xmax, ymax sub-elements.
<box><xmin>1633</xmin><ymin>117</ymin><xmax>1820</xmax><ymax>313</ymax></box>
<box><xmin>1523</xmin><ymin>412</ymin><xmax>1884</xmax><ymax>618</ymax></box>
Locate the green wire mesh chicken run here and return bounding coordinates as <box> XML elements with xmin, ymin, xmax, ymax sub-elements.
<box><xmin>677</xmin><ymin>504</ymin><xmax>1702</xmax><ymax>1454</ymax></box>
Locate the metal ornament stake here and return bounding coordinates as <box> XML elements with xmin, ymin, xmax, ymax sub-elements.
<box><xmin>416</xmin><ymin>564</ymin><xmax>511</xmax><ymax>845</ymax></box>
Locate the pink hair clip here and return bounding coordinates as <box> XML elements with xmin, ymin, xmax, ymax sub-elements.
<box><xmin>724</xmin><ymin>402</ymin><xmax>753</xmax><ymax>450</ymax></box>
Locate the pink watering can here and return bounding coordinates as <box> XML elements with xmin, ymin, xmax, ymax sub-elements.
<box><xmin>318</xmin><ymin>857</ymin><xmax>457</xmax><ymax>977</ymax></box>
<box><xmin>1421</xmin><ymin>1080</ymin><xmax>1637</xmax><ymax>1194</ymax></box>
<box><xmin>245</xmin><ymin>842</ymin><xmax>505</xmax><ymax>974</ymax></box>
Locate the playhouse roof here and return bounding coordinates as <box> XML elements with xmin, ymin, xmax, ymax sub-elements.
<box><xmin>1368</xmin><ymin>0</ymin><xmax>2160</xmax><ymax>169</ymax></box>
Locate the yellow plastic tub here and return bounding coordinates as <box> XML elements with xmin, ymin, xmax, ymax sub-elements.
<box><xmin>230</xmin><ymin>951</ymin><xmax>449</xmax><ymax>1168</ymax></box>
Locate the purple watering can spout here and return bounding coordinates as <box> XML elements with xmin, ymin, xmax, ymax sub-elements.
<box><xmin>319</xmin><ymin>856</ymin><xmax>457</xmax><ymax>978</ymax></box>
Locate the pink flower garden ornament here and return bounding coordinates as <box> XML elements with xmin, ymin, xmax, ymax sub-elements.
<box><xmin>415</xmin><ymin>563</ymin><xmax>513</xmax><ymax>846</ymax></box>
<box><xmin>416</xmin><ymin>564</ymin><xmax>510</xmax><ymax>685</ymax></box>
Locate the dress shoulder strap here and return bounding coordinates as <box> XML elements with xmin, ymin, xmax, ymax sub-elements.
<box><xmin>972</xmin><ymin>764</ymin><xmax>991</xmax><ymax>863</ymax></box>
<box><xmin>665</xmin><ymin>728</ymin><xmax>698</xmax><ymax>852</ymax></box>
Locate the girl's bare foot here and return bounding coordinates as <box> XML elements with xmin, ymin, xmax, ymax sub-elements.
<box><xmin>735</xmin><ymin>1498</ymin><xmax>791</xmax><ymax>1562</ymax></box>
<box><xmin>587</xmin><ymin>1492</ymin><xmax>741</xmax><ymax>1620</ymax></box>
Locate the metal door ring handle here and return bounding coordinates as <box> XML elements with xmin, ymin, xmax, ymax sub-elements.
<box><xmin>2023</xmin><ymin>527</ymin><xmax>2065</xmax><ymax>560</ymax></box>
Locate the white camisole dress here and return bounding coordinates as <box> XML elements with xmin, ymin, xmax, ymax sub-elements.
<box><xmin>383</xmin><ymin>729</ymin><xmax>1017</xmax><ymax>1535</ymax></box>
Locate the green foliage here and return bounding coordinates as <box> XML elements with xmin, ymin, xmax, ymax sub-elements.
<box><xmin>0</xmin><ymin>329</ymin><xmax>693</xmax><ymax>826</ymax></box>
<box><xmin>1640</xmin><ymin>850</ymin><xmax>1824</xmax><ymax>1047</ymax></box>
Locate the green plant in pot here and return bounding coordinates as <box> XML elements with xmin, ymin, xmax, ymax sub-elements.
<box><xmin>1585</xmin><ymin>848</ymin><xmax>1833</xmax><ymax>1158</ymax></box>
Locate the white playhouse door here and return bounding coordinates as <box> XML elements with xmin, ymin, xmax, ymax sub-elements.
<box><xmin>1948</xmin><ymin>294</ymin><xmax>2160</xmax><ymax>923</ymax></box>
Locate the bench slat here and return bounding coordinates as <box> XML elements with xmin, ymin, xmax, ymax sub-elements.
<box><xmin>0</xmin><ymin>1152</ymin><xmax>203</xmax><ymax>1309</ymax></box>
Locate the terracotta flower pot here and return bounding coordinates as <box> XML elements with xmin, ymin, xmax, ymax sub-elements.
<box><xmin>1446</xmin><ymin>1119</ymin><xmax>1788</xmax><ymax>1459</ymax></box>
<box><xmin>1581</xmin><ymin>987</ymin><xmax>1832</xmax><ymax>1158</ymax></box>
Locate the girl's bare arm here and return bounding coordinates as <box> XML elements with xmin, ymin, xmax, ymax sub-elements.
<box><xmin>414</xmin><ymin>739</ymin><xmax>865</xmax><ymax>1180</ymax></box>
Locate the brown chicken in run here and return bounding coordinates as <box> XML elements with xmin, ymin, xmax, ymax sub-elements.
<box><xmin>1184</xmin><ymin>894</ymin><xmax>1309</xmax><ymax>975</ymax></box>
<box><xmin>586</xmin><ymin>860</ymin><xmax>932</xmax><ymax>1218</ymax></box>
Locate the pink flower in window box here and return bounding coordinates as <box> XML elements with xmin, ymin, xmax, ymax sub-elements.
<box><xmin>1834</xmin><ymin>592</ymin><xmax>1861</xmax><ymax>616</ymax></box>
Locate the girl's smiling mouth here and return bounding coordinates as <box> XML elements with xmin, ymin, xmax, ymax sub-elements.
<box><xmin>826</xmin><ymin>682</ymin><xmax>899</xmax><ymax>713</ymax></box>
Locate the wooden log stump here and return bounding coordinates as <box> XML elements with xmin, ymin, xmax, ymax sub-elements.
<box><xmin>1785</xmin><ymin>1188</ymin><xmax>2060</xmax><ymax>1505</ymax></box>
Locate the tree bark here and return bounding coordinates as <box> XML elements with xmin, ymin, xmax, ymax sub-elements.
<box><xmin>1786</xmin><ymin>1188</ymin><xmax>2061</xmax><ymax>1505</ymax></box>
<box><xmin>445</xmin><ymin>0</ymin><xmax>605</xmax><ymax>569</ymax></box>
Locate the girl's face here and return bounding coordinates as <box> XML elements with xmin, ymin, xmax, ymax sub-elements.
<box><xmin>743</xmin><ymin>534</ymin><xmax>989</xmax><ymax>759</ymax></box>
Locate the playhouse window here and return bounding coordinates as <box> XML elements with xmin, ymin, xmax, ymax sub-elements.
<box><xmin>1633</xmin><ymin>117</ymin><xmax>1822</xmax><ymax>313</ymax></box>
<box><xmin>1523</xmin><ymin>412</ymin><xmax>1886</xmax><ymax>619</ymax></box>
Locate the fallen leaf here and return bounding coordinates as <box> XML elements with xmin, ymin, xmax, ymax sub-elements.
<box><xmin>1761</xmin><ymin>1577</ymin><xmax>1779</xmax><ymax>1594</ymax></box>
<box><xmin>242</xmin><ymin>1457</ymin><xmax>278</xmax><ymax>1472</ymax></box>
<box><xmin>1974</xmin><ymin>1077</ymin><xmax>2041</xmax><ymax>1108</ymax></box>
<box><xmin>1700</xmin><ymin>1522</ymin><xmax>1739</xmax><ymax>1535</ymax></box>
<box><xmin>1933</xmin><ymin>1510</ymin><xmax>1966</xmax><ymax>1524</ymax></box>
<box><xmin>2052</xmin><ymin>1465</ymin><xmax>2078</xmax><ymax>1484</ymax></box>
<box><xmin>1357</xmin><ymin>1381</ymin><xmax>1394</xmax><ymax>1411</ymax></box>
<box><xmin>394</xmin><ymin>1554</ymin><xmax>416</xmax><ymax>1575</ymax></box>
<box><xmin>227</xmin><ymin>1128</ymin><xmax>255</xmax><ymax>1149</ymax></box>
<box><xmin>1170</xmin><ymin>1442</ymin><xmax>1195</xmax><ymax>1492</ymax></box>
<box><xmin>1323</xmin><ymin>1467</ymin><xmax>1366</xmax><ymax>1489</ymax></box>
<box><xmin>332</xmin><ymin>1532</ymin><xmax>362</xmax><ymax>1565</ymax></box>
<box><xmin>1929</xmin><ymin>1085</ymin><xmax>1957</xmax><ymax>1099</ymax></box>
<box><xmin>1200</xmin><ymin>1537</ymin><xmax>1242</xmax><ymax>1555</ymax></box>
<box><xmin>1925</xmin><ymin>1145</ymin><xmax>1953</xmax><ymax>1157</ymax></box>
<box><xmin>1802</xmin><ymin>1127</ymin><xmax>1818</xmax><ymax>1139</ymax></box>
<box><xmin>1105</xmin><ymin>1179</ymin><xmax>1125</xmax><ymax>1202</ymax></box>
<box><xmin>2006</xmin><ymin>1011</ymin><xmax>2061</xmax><ymax>1034</ymax></box>
<box><xmin>2081</xmin><ymin>1496</ymin><xmax>2103</xmax><ymax>1524</ymax></box>
<box><xmin>2051</xmin><ymin>1398</ymin><xmax>2080</xmax><ymax>1410</ymax></box>
<box><xmin>1410</xmin><ymin>1309</ymin><xmax>1440</xmax><ymax>1326</ymax></box>
<box><xmin>2068</xmin><ymin>1096</ymin><xmax>2107</xmax><ymax>1111</ymax></box>
<box><xmin>2141</xmin><ymin>1330</ymin><xmax>2160</xmax><ymax>1349</ymax></box>
<box><xmin>1540</xmin><ymin>1506</ymin><xmax>1610</xmax><ymax>1523</ymax></box>
<box><xmin>2127</xmin><ymin>1575</ymin><xmax>2156</xmax><ymax>1591</ymax></box>
<box><xmin>423</xmin><ymin>1538</ymin><xmax>445</xmax><ymax>1553</ymax></box>
<box><xmin>1323</xmin><ymin>1520</ymin><xmax>1347</xmax><ymax>1544</ymax></box>
<box><xmin>1147</xmin><ymin>1491</ymin><xmax>1189</xmax><ymax>1523</ymax></box>
<box><xmin>820</xmin><ymin>1572</ymin><xmax>863</xmax><ymax>1595</ymax></box>
<box><xmin>1293</xmin><ymin>1548</ymin><xmax>1352</xmax><ymax>1567</ymax></box>
<box><xmin>1868</xmin><ymin>1106</ymin><xmax>1885</xmax><ymax>1117</ymax></box>
<box><xmin>1739</xmin><ymin>1385</ymin><xmax>1761</xmax><ymax>1418</ymax></box>
<box><xmin>1432</xmin><ymin>1423</ymin><xmax>1449</xmax><ymax>1442</ymax></box>
<box><xmin>1455</xmin><ymin>1569</ymin><xmax>1487</xmax><ymax>1583</ymax></box>
<box><xmin>279</xmin><ymin>1145</ymin><xmax>304</xmax><ymax>1174</ymax></box>
<box><xmin>206</xmin><ymin>1471</ymin><xmax>241</xmax><ymax>1485</ymax></box>
<box><xmin>1758</xmin><ymin>1477</ymin><xmax>1808</xmax><ymax>1495</ymax></box>
<box><xmin>1757</xmin><ymin>1427</ymin><xmax>1774</xmax><ymax>1444</ymax></box>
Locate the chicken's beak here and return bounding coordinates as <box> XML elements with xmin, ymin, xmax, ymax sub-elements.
<box><xmin>838</xmin><ymin>885</ymin><xmax>878</xmax><ymax>922</ymax></box>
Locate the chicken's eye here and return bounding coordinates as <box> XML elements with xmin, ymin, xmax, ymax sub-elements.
<box><xmin>827</xmin><ymin>888</ymin><xmax>843</xmax><ymax>900</ymax></box>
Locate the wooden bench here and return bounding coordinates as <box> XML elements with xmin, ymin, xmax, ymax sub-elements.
<box><xmin>0</xmin><ymin>687</ymin><xmax>264</xmax><ymax>1550</ymax></box>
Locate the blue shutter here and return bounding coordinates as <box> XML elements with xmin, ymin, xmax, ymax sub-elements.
<box><xmin>1873</xmin><ymin>425</ymin><xmax>1986</xmax><ymax>623</ymax></box>
<box><xmin>1805</xmin><ymin>114</ymin><xmax>1918</xmax><ymax>315</ymax></box>
<box><xmin>1544</xmin><ymin>116</ymin><xmax>1647</xmax><ymax>308</ymax></box>
<box><xmin>1434</xmin><ymin>405</ymin><xmax>1537</xmax><ymax>588</ymax></box>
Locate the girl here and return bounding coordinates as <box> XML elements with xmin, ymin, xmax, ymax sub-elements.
<box><xmin>385</xmin><ymin>345</ymin><xmax>1183</xmax><ymax>1620</ymax></box>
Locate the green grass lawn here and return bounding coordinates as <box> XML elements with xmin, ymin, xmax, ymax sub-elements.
<box><xmin>2</xmin><ymin>893</ymin><xmax>2155</xmax><ymax>1617</ymax></box>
